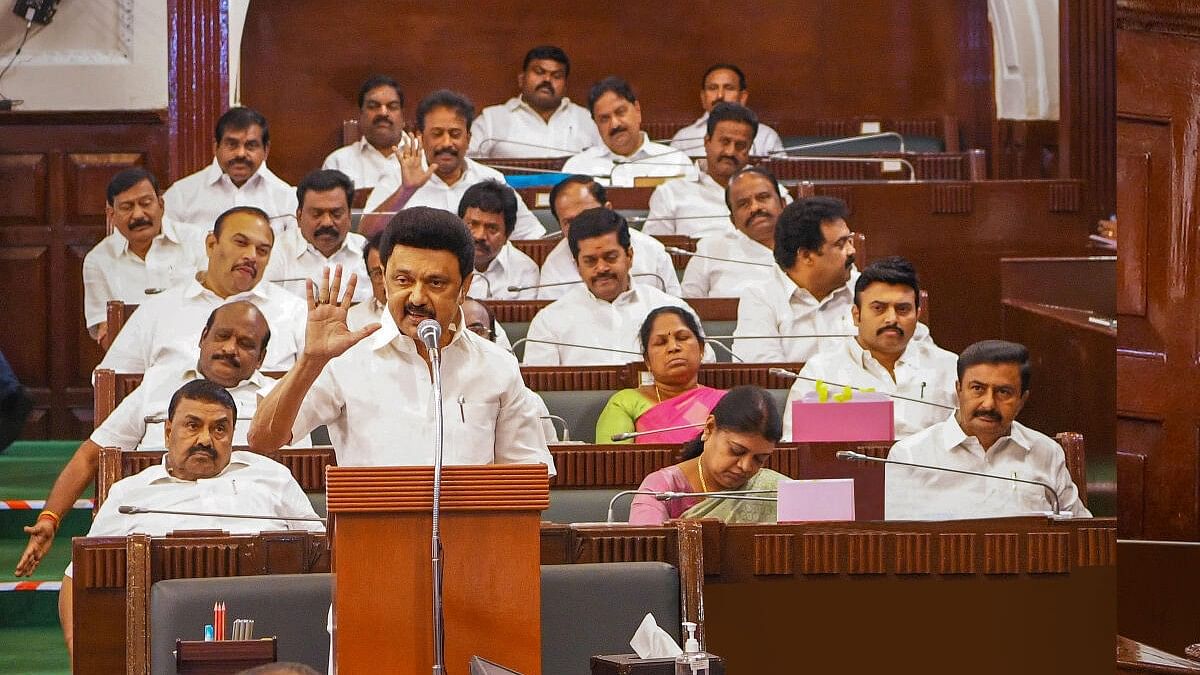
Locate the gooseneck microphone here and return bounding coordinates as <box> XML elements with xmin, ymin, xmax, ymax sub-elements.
<box><xmin>416</xmin><ymin>317</ymin><xmax>448</xmax><ymax>673</ymax></box>
<box><xmin>539</xmin><ymin>414</ymin><xmax>571</xmax><ymax>443</ymax></box>
<box><xmin>509</xmin><ymin>337</ymin><xmax>641</xmax><ymax>356</ymax></box>
<box><xmin>506</xmin><ymin>273</ymin><xmax>666</xmax><ymax>294</ymax></box>
<box><xmin>417</xmin><ymin>318</ymin><xmax>442</xmax><ymax>354</ymax></box>
<box><xmin>834</xmin><ymin>450</ymin><xmax>1062</xmax><ymax>516</ymax></box>
<box><xmin>610</xmin><ymin>422</ymin><xmax>705</xmax><ymax>442</ymax></box>
<box><xmin>664</xmin><ymin>246</ymin><xmax>774</xmax><ymax>267</ymax></box>
<box><xmin>117</xmin><ymin>504</ymin><xmax>326</xmax><ymax>522</ymax></box>
<box><xmin>604</xmin><ymin>489</ymin><xmax>777</xmax><ymax>523</ymax></box>
<box><xmin>769</xmin><ymin>368</ymin><xmax>957</xmax><ymax>410</ymax></box>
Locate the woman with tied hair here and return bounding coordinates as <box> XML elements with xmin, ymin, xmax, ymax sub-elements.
<box><xmin>628</xmin><ymin>385</ymin><xmax>785</xmax><ymax>525</ymax></box>
<box><xmin>595</xmin><ymin>306</ymin><xmax>725</xmax><ymax>444</ymax></box>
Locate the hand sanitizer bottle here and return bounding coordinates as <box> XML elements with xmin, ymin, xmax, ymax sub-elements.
<box><xmin>674</xmin><ymin>621</ymin><xmax>709</xmax><ymax>674</ymax></box>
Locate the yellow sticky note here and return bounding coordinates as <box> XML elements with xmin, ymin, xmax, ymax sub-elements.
<box><xmin>833</xmin><ymin>385</ymin><xmax>853</xmax><ymax>403</ymax></box>
<box><xmin>815</xmin><ymin>380</ymin><xmax>829</xmax><ymax>403</ymax></box>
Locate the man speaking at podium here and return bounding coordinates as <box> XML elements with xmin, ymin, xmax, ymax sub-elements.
<box><xmin>248</xmin><ymin>206</ymin><xmax>553</xmax><ymax>472</ymax></box>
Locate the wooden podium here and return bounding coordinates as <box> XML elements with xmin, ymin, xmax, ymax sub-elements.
<box><xmin>326</xmin><ymin>464</ymin><xmax>550</xmax><ymax>674</ymax></box>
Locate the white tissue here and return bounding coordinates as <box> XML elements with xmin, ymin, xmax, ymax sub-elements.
<box><xmin>629</xmin><ymin>613</ymin><xmax>683</xmax><ymax>658</ymax></box>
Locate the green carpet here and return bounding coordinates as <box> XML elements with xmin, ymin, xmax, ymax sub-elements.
<box><xmin>0</xmin><ymin>627</ymin><xmax>69</xmax><ymax>674</ymax></box>
<box><xmin>0</xmin><ymin>441</ymin><xmax>90</xmax><ymax>501</ymax></box>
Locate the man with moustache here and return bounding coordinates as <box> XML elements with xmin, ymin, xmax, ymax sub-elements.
<box><xmin>347</xmin><ymin>232</ymin><xmax>386</xmax><ymax>331</ymax></box>
<box><xmin>84</xmin><ymin>167</ymin><xmax>207</xmax><ymax>343</ymax></box>
<box><xmin>681</xmin><ymin>167</ymin><xmax>787</xmax><ymax>297</ymax></box>
<box><xmin>265</xmin><ymin>169</ymin><xmax>371</xmax><ymax>303</ymax></box>
<box><xmin>15</xmin><ymin>302</ymin><xmax>305</xmax><ymax>579</ymax></box>
<box><xmin>458</xmin><ymin>180</ymin><xmax>540</xmax><ymax>300</ymax></box>
<box><xmin>55</xmin><ymin>379</ymin><xmax>323</xmax><ymax>655</ymax></box>
<box><xmin>98</xmin><ymin>206</ymin><xmax>307</xmax><ymax>374</ymax></box>
<box><xmin>562</xmin><ymin>77</ymin><xmax>696</xmax><ymax>187</ymax></box>
<box><xmin>164</xmin><ymin>107</ymin><xmax>297</xmax><ymax>233</ymax></box>
<box><xmin>669</xmin><ymin>63</ymin><xmax>784</xmax><ymax>158</ymax></box>
<box><xmin>523</xmin><ymin>208</ymin><xmax>708</xmax><ymax>366</ymax></box>
<box><xmin>323</xmin><ymin>75</ymin><xmax>406</xmax><ymax>189</ymax></box>
<box><xmin>469</xmin><ymin>46</ymin><xmax>602</xmax><ymax>158</ymax></box>
<box><xmin>732</xmin><ymin>196</ymin><xmax>859</xmax><ymax>362</ymax></box>
<box><xmin>646</xmin><ymin>103</ymin><xmax>789</xmax><ymax>239</ymax></box>
<box><xmin>248</xmin><ymin>206</ymin><xmax>553</xmax><ymax>472</ymax></box>
<box><xmin>538</xmin><ymin>175</ymin><xmax>680</xmax><ymax>300</ymax></box>
<box><xmin>885</xmin><ymin>340</ymin><xmax>1092</xmax><ymax>520</ymax></box>
<box><xmin>364</xmin><ymin>90</ymin><xmax>545</xmax><ymax>239</ymax></box>
<box><xmin>782</xmin><ymin>257</ymin><xmax>956</xmax><ymax>440</ymax></box>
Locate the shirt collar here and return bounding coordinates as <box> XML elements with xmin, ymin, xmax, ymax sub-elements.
<box><xmin>509</xmin><ymin>95</ymin><xmax>572</xmax><ymax>116</ymax></box>
<box><xmin>604</xmin><ymin>132</ymin><xmax>653</xmax><ymax>161</ymax></box>
<box><xmin>941</xmin><ymin>416</ymin><xmax>1032</xmax><ymax>455</ymax></box>
<box><xmin>181</xmin><ymin>277</ymin><xmax>273</xmax><ymax>303</ymax></box>
<box><xmin>776</xmin><ymin>266</ymin><xmax>853</xmax><ymax>307</ymax></box>
<box><xmin>845</xmin><ymin>333</ymin><xmax>922</xmax><ymax>370</ymax></box>
<box><xmin>148</xmin><ymin>450</ymin><xmax>254</xmax><ymax>484</ymax></box>
<box><xmin>357</xmin><ymin>135</ymin><xmax>395</xmax><ymax>158</ymax></box>
<box><xmin>367</xmin><ymin>306</ymin><xmax>469</xmax><ymax>354</ymax></box>
<box><xmin>483</xmin><ymin>243</ymin><xmax>515</xmax><ymax>275</ymax></box>
<box><xmin>204</xmin><ymin>157</ymin><xmax>270</xmax><ymax>188</ymax></box>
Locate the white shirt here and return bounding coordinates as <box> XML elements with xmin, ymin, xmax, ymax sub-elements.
<box><xmin>732</xmin><ymin>266</ymin><xmax>859</xmax><ymax>362</ymax></box>
<box><xmin>781</xmin><ymin>336</ymin><xmax>958</xmax><ymax>441</ymax></box>
<box><xmin>82</xmin><ymin>218</ymin><xmax>209</xmax><ymax>333</ymax></box>
<box><xmin>668</xmin><ymin>113</ymin><xmax>785</xmax><ymax>158</ymax></box>
<box><xmin>363</xmin><ymin>157</ymin><xmax>545</xmax><ymax>240</ymax></box>
<box><xmin>470</xmin><ymin>243</ymin><xmax>541</xmax><ymax>300</ymax></box>
<box><xmin>89</xmin><ymin>361</ymin><xmax>296</xmax><ymax>451</ymax></box>
<box><xmin>322</xmin><ymin>136</ymin><xmax>398</xmax><ymax>189</ymax></box>
<box><xmin>346</xmin><ymin>297</ymin><xmax>385</xmax><ymax>331</ymax></box>
<box><xmin>680</xmin><ymin>230</ymin><xmax>776</xmax><ymax>298</ymax></box>
<box><xmin>644</xmin><ymin>169</ymin><xmax>792</xmax><ymax>239</ymax></box>
<box><xmin>523</xmin><ymin>283</ymin><xmax>709</xmax><ymax>366</ymax></box>
<box><xmin>263</xmin><ymin>227</ymin><xmax>371</xmax><ymax>303</ymax></box>
<box><xmin>290</xmin><ymin>309</ymin><xmax>554</xmax><ymax>472</ymax></box>
<box><xmin>537</xmin><ymin>229</ymin><xmax>682</xmax><ymax>300</ymax></box>
<box><xmin>97</xmin><ymin>278</ymin><xmax>308</xmax><ymax>374</ymax></box>
<box><xmin>885</xmin><ymin>418</ymin><xmax>1093</xmax><ymax>520</ymax></box>
<box><xmin>561</xmin><ymin>133</ymin><xmax>697</xmax><ymax>187</ymax></box>
<box><xmin>163</xmin><ymin>159</ymin><xmax>298</xmax><ymax>233</ymax></box>
<box><xmin>67</xmin><ymin>451</ymin><xmax>323</xmax><ymax>576</ymax></box>
<box><xmin>469</xmin><ymin>96</ymin><xmax>602</xmax><ymax>158</ymax></box>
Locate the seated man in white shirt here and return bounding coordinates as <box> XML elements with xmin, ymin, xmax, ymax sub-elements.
<box><xmin>164</xmin><ymin>106</ymin><xmax>297</xmax><ymax>233</ymax></box>
<box><xmin>265</xmin><ymin>169</ymin><xmax>370</xmax><ymax>303</ymax></box>
<box><xmin>538</xmin><ymin>175</ymin><xmax>680</xmax><ymax>300</ymax></box>
<box><xmin>347</xmin><ymin>231</ymin><xmax>386</xmax><ymax>331</ymax></box>
<box><xmin>646</xmin><ymin>102</ymin><xmax>790</xmax><ymax>239</ymax></box>
<box><xmin>364</xmin><ymin>90</ymin><xmax>545</xmax><ymax>239</ymax></box>
<box><xmin>524</xmin><ymin>208</ymin><xmax>708</xmax><ymax>366</ymax></box>
<box><xmin>782</xmin><ymin>257</ymin><xmax>957</xmax><ymax>440</ymax></box>
<box><xmin>459</xmin><ymin>180</ymin><xmax>540</xmax><ymax>300</ymax></box>
<box><xmin>322</xmin><ymin>74</ymin><xmax>405</xmax><ymax>189</ymax></box>
<box><xmin>16</xmin><ymin>300</ymin><xmax>292</xmax><ymax>578</ymax></box>
<box><xmin>248</xmin><ymin>206</ymin><xmax>554</xmax><ymax>473</ymax></box>
<box><xmin>56</xmin><ymin>378</ymin><xmax>324</xmax><ymax>654</ymax></box>
<box><xmin>469</xmin><ymin>45</ymin><xmax>602</xmax><ymax>158</ymax></box>
<box><xmin>85</xmin><ymin>167</ymin><xmax>207</xmax><ymax>343</ymax></box>
<box><xmin>680</xmin><ymin>166</ymin><xmax>784</xmax><ymax>298</ymax></box>
<box><xmin>561</xmin><ymin>77</ymin><xmax>696</xmax><ymax>187</ymax></box>
<box><xmin>885</xmin><ymin>340</ymin><xmax>1092</xmax><ymax>520</ymax></box>
<box><xmin>99</xmin><ymin>206</ymin><xmax>307</xmax><ymax>374</ymax></box>
<box><xmin>669</xmin><ymin>63</ymin><xmax>784</xmax><ymax>158</ymax></box>
<box><xmin>732</xmin><ymin>196</ymin><xmax>859</xmax><ymax>362</ymax></box>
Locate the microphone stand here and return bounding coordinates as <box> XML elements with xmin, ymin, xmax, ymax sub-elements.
<box><xmin>428</xmin><ymin>335</ymin><xmax>447</xmax><ymax>674</ymax></box>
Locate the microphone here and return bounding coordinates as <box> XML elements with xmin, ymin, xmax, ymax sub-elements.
<box><xmin>604</xmin><ymin>489</ymin><xmax>776</xmax><ymax>523</ymax></box>
<box><xmin>510</xmin><ymin>337</ymin><xmax>641</xmax><ymax>356</ymax></box>
<box><xmin>834</xmin><ymin>450</ymin><xmax>1062</xmax><ymax>516</ymax></box>
<box><xmin>417</xmin><ymin>318</ymin><xmax>442</xmax><ymax>353</ymax></box>
<box><xmin>665</xmin><ymin>246</ymin><xmax>774</xmax><ymax>267</ymax></box>
<box><xmin>768</xmin><ymin>131</ymin><xmax>907</xmax><ymax>156</ymax></box>
<box><xmin>117</xmin><ymin>504</ymin><xmax>326</xmax><ymax>522</ymax></box>
<box><xmin>539</xmin><ymin>414</ymin><xmax>571</xmax><ymax>443</ymax></box>
<box><xmin>145</xmin><ymin>276</ymin><xmax>312</xmax><ymax>295</ymax></box>
<box><xmin>475</xmin><ymin>138</ymin><xmax>581</xmax><ymax>156</ymax></box>
<box><xmin>506</xmin><ymin>273</ymin><xmax>664</xmax><ymax>294</ymax></box>
<box><xmin>769</xmin><ymin>367</ymin><xmax>957</xmax><ymax>410</ymax></box>
<box><xmin>468</xmin><ymin>271</ymin><xmax>493</xmax><ymax>298</ymax></box>
<box><xmin>611</xmin><ymin>422</ymin><xmax>704</xmax><ymax>442</ymax></box>
<box><xmin>143</xmin><ymin>414</ymin><xmax>254</xmax><ymax>423</ymax></box>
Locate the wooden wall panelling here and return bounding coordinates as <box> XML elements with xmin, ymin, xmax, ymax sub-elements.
<box><xmin>167</xmin><ymin>0</ymin><xmax>229</xmax><ymax>183</ymax></box>
<box><xmin>992</xmin><ymin>120</ymin><xmax>1060</xmax><ymax>179</ymax></box>
<box><xmin>1060</xmin><ymin>0</ymin><xmax>1117</xmax><ymax>222</ymax></box>
<box><xmin>240</xmin><ymin>0</ymin><xmax>996</xmax><ymax>185</ymax></box>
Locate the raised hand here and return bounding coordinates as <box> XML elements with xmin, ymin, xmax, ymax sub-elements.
<box><xmin>303</xmin><ymin>265</ymin><xmax>380</xmax><ymax>362</ymax></box>
<box><xmin>396</xmin><ymin>131</ymin><xmax>436</xmax><ymax>190</ymax></box>
<box><xmin>14</xmin><ymin>519</ymin><xmax>54</xmax><ymax>577</ymax></box>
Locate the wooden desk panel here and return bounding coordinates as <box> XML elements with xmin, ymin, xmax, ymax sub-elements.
<box><xmin>1119</xmin><ymin>540</ymin><xmax>1200</xmax><ymax>657</ymax></box>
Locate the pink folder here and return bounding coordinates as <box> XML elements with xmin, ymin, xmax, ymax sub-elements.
<box><xmin>776</xmin><ymin>478</ymin><xmax>856</xmax><ymax>522</ymax></box>
<box><xmin>790</xmin><ymin>392</ymin><xmax>895</xmax><ymax>442</ymax></box>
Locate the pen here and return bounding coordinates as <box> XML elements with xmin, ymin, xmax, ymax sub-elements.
<box><xmin>920</xmin><ymin>382</ymin><xmax>926</xmax><ymax>399</ymax></box>
<box><xmin>457</xmin><ymin>395</ymin><xmax>465</xmax><ymax>423</ymax></box>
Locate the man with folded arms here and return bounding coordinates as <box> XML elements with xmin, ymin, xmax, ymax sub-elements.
<box><xmin>538</xmin><ymin>174</ymin><xmax>680</xmax><ymax>300</ymax></box>
<box><xmin>55</xmin><ymin>378</ymin><xmax>323</xmax><ymax>655</ymax></box>
<box><xmin>732</xmin><ymin>196</ymin><xmax>859</xmax><ymax>362</ymax></box>
<box><xmin>469</xmin><ymin>45</ymin><xmax>601</xmax><ymax>158</ymax></box>
<box><xmin>680</xmin><ymin>166</ymin><xmax>786</xmax><ymax>298</ymax></box>
<box><xmin>523</xmin><ymin>208</ymin><xmax>708</xmax><ymax>366</ymax></box>
<box><xmin>265</xmin><ymin>169</ymin><xmax>371</xmax><ymax>303</ymax></box>
<box><xmin>86</xmin><ymin>167</ymin><xmax>208</xmax><ymax>344</ymax></box>
<box><xmin>782</xmin><ymin>257</ymin><xmax>955</xmax><ymax>440</ymax></box>
<box><xmin>459</xmin><ymin>180</ymin><xmax>541</xmax><ymax>300</ymax></box>
<box><xmin>645</xmin><ymin>102</ymin><xmax>788</xmax><ymax>239</ymax></box>
<box><xmin>669</xmin><ymin>63</ymin><xmax>784</xmax><ymax>158</ymax></box>
<box><xmin>323</xmin><ymin>75</ymin><xmax>406</xmax><ymax>190</ymax></box>
<box><xmin>98</xmin><ymin>206</ymin><xmax>307</xmax><ymax>374</ymax></box>
<box><xmin>562</xmin><ymin>77</ymin><xmax>695</xmax><ymax>187</ymax></box>
<box><xmin>164</xmin><ymin>106</ymin><xmax>297</xmax><ymax>233</ymax></box>
<box><xmin>885</xmin><ymin>340</ymin><xmax>1092</xmax><ymax>520</ymax></box>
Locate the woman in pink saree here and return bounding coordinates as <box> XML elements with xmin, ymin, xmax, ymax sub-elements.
<box><xmin>594</xmin><ymin>307</ymin><xmax>725</xmax><ymax>444</ymax></box>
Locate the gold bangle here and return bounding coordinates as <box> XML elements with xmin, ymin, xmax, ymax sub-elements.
<box><xmin>37</xmin><ymin>510</ymin><xmax>61</xmax><ymax>531</ymax></box>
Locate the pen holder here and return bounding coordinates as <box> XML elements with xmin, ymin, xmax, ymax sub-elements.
<box><xmin>175</xmin><ymin>637</ymin><xmax>277</xmax><ymax>674</ymax></box>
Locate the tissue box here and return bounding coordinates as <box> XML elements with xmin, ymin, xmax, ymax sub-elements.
<box><xmin>777</xmin><ymin>478</ymin><xmax>856</xmax><ymax>522</ymax></box>
<box><xmin>790</xmin><ymin>392</ymin><xmax>894</xmax><ymax>442</ymax></box>
<box><xmin>591</xmin><ymin>654</ymin><xmax>725</xmax><ymax>674</ymax></box>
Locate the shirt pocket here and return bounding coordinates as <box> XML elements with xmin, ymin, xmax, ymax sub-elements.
<box><xmin>448</xmin><ymin>400</ymin><xmax>501</xmax><ymax>465</ymax></box>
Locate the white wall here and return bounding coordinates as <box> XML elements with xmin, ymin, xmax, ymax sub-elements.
<box><xmin>988</xmin><ymin>0</ymin><xmax>1060</xmax><ymax>120</ymax></box>
<box><xmin>0</xmin><ymin>0</ymin><xmax>168</xmax><ymax>110</ymax></box>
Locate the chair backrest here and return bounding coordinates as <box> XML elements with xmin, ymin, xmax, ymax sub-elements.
<box><xmin>542</xmin><ymin>488</ymin><xmax>631</xmax><ymax>524</ymax></box>
<box><xmin>1055</xmin><ymin>431</ymin><xmax>1088</xmax><ymax>507</ymax></box>
<box><xmin>538</xmin><ymin>390</ymin><xmax>618</xmax><ymax>444</ymax></box>
<box><xmin>150</xmin><ymin>573</ymin><xmax>333</xmax><ymax>675</ymax></box>
<box><xmin>541</xmin><ymin>562</ymin><xmax>681</xmax><ymax>675</ymax></box>
<box><xmin>102</xmin><ymin>301</ymin><xmax>138</xmax><ymax>351</ymax></box>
